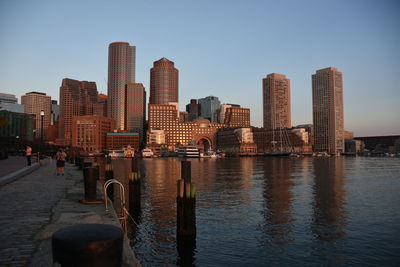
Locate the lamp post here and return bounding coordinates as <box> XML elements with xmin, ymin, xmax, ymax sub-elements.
<box><xmin>40</xmin><ymin>110</ymin><xmax>45</xmax><ymax>149</ymax></box>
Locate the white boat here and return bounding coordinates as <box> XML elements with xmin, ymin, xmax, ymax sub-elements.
<box><xmin>177</xmin><ymin>146</ymin><xmax>200</xmax><ymax>158</ymax></box>
<box><xmin>200</xmin><ymin>151</ymin><xmax>218</xmax><ymax>158</ymax></box>
<box><xmin>141</xmin><ymin>148</ymin><xmax>154</xmax><ymax>158</ymax></box>
<box><xmin>109</xmin><ymin>150</ymin><xmax>125</xmax><ymax>158</ymax></box>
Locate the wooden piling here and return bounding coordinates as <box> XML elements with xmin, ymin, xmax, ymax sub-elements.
<box><xmin>177</xmin><ymin>161</ymin><xmax>196</xmax><ymax>237</ymax></box>
<box><xmin>129</xmin><ymin>157</ymin><xmax>141</xmax><ymax>218</ymax></box>
<box><xmin>105</xmin><ymin>163</ymin><xmax>114</xmax><ymax>201</ymax></box>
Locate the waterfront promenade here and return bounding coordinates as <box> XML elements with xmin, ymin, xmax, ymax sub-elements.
<box><xmin>0</xmin><ymin>157</ymin><xmax>139</xmax><ymax>267</ymax></box>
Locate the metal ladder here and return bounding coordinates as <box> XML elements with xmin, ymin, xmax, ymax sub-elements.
<box><xmin>103</xmin><ymin>179</ymin><xmax>128</xmax><ymax>233</ymax></box>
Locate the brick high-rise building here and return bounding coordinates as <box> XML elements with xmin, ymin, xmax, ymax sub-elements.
<box><xmin>224</xmin><ymin>106</ymin><xmax>251</xmax><ymax>128</ymax></box>
<box><xmin>21</xmin><ymin>92</ymin><xmax>51</xmax><ymax>138</ymax></box>
<box><xmin>262</xmin><ymin>73</ymin><xmax>291</xmax><ymax>130</ymax></box>
<box><xmin>108</xmin><ymin>42</ymin><xmax>136</xmax><ymax>130</ymax></box>
<box><xmin>149</xmin><ymin>58</ymin><xmax>178</xmax><ymax>105</ymax></box>
<box><xmin>312</xmin><ymin>67</ymin><xmax>344</xmax><ymax>154</ymax></box>
<box><xmin>58</xmin><ymin>78</ymin><xmax>98</xmax><ymax>145</ymax></box>
<box><xmin>125</xmin><ymin>83</ymin><xmax>146</xmax><ymax>145</ymax></box>
<box><xmin>94</xmin><ymin>94</ymin><xmax>108</xmax><ymax>117</ymax></box>
<box><xmin>72</xmin><ymin>115</ymin><xmax>115</xmax><ymax>152</ymax></box>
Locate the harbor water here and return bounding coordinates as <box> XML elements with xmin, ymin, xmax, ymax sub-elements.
<box><xmin>109</xmin><ymin>156</ymin><xmax>400</xmax><ymax>266</ymax></box>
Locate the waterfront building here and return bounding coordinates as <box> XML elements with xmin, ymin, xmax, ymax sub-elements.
<box><xmin>262</xmin><ymin>73</ymin><xmax>291</xmax><ymax>130</ymax></box>
<box><xmin>148</xmin><ymin>104</ymin><xmax>225</xmax><ymax>151</ymax></box>
<box><xmin>108</xmin><ymin>42</ymin><xmax>136</xmax><ymax>130</ymax></box>
<box><xmin>186</xmin><ymin>99</ymin><xmax>201</xmax><ymax>121</ymax></box>
<box><xmin>217</xmin><ymin>103</ymin><xmax>240</xmax><ymax>124</ymax></box>
<box><xmin>0</xmin><ymin>93</ymin><xmax>18</xmax><ymax>104</ymax></box>
<box><xmin>71</xmin><ymin>115</ymin><xmax>115</xmax><ymax>152</ymax></box>
<box><xmin>21</xmin><ymin>91</ymin><xmax>51</xmax><ymax>139</ymax></box>
<box><xmin>252</xmin><ymin>127</ymin><xmax>312</xmax><ymax>154</ymax></box>
<box><xmin>94</xmin><ymin>94</ymin><xmax>108</xmax><ymax>117</ymax></box>
<box><xmin>217</xmin><ymin>128</ymin><xmax>257</xmax><ymax>156</ymax></box>
<box><xmin>224</xmin><ymin>106</ymin><xmax>251</xmax><ymax>128</ymax></box>
<box><xmin>58</xmin><ymin>78</ymin><xmax>98</xmax><ymax>145</ymax></box>
<box><xmin>354</xmin><ymin>135</ymin><xmax>400</xmax><ymax>152</ymax></box>
<box><xmin>345</xmin><ymin>139</ymin><xmax>364</xmax><ymax>154</ymax></box>
<box><xmin>312</xmin><ymin>67</ymin><xmax>344</xmax><ymax>154</ymax></box>
<box><xmin>0</xmin><ymin>110</ymin><xmax>35</xmax><ymax>143</ymax></box>
<box><xmin>149</xmin><ymin>58</ymin><xmax>178</xmax><ymax>105</ymax></box>
<box><xmin>106</xmin><ymin>132</ymin><xmax>139</xmax><ymax>152</ymax></box>
<box><xmin>125</xmin><ymin>83</ymin><xmax>146</xmax><ymax>146</ymax></box>
<box><xmin>198</xmin><ymin>96</ymin><xmax>220</xmax><ymax>122</ymax></box>
<box><xmin>0</xmin><ymin>93</ymin><xmax>24</xmax><ymax>113</ymax></box>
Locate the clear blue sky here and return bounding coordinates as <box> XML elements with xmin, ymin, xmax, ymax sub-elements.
<box><xmin>0</xmin><ymin>0</ymin><xmax>399</xmax><ymax>136</ymax></box>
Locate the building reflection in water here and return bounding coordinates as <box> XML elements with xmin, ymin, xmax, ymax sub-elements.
<box><xmin>262</xmin><ymin>158</ymin><xmax>294</xmax><ymax>245</ymax></box>
<box><xmin>311</xmin><ymin>157</ymin><xmax>347</xmax><ymax>263</ymax></box>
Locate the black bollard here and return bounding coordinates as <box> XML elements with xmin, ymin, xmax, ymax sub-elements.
<box><xmin>78</xmin><ymin>157</ymin><xmax>84</xmax><ymax>170</ymax></box>
<box><xmin>52</xmin><ymin>224</ymin><xmax>123</xmax><ymax>267</ymax></box>
<box><xmin>83</xmin><ymin>167</ymin><xmax>98</xmax><ymax>201</ymax></box>
<box><xmin>83</xmin><ymin>161</ymin><xmax>92</xmax><ymax>168</ymax></box>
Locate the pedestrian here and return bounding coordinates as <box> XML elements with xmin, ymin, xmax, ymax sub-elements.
<box><xmin>55</xmin><ymin>149</ymin><xmax>67</xmax><ymax>176</ymax></box>
<box><xmin>26</xmin><ymin>145</ymin><xmax>32</xmax><ymax>166</ymax></box>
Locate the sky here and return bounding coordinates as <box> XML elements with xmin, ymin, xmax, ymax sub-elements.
<box><xmin>0</xmin><ymin>0</ymin><xmax>399</xmax><ymax>136</ymax></box>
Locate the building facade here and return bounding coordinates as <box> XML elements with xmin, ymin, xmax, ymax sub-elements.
<box><xmin>106</xmin><ymin>132</ymin><xmax>140</xmax><ymax>152</ymax></box>
<box><xmin>262</xmin><ymin>73</ymin><xmax>291</xmax><ymax>130</ymax></box>
<box><xmin>198</xmin><ymin>96</ymin><xmax>220</xmax><ymax>122</ymax></box>
<box><xmin>58</xmin><ymin>78</ymin><xmax>98</xmax><ymax>145</ymax></box>
<box><xmin>125</xmin><ymin>83</ymin><xmax>146</xmax><ymax>146</ymax></box>
<box><xmin>312</xmin><ymin>67</ymin><xmax>344</xmax><ymax>154</ymax></box>
<box><xmin>217</xmin><ymin>128</ymin><xmax>257</xmax><ymax>156</ymax></box>
<box><xmin>149</xmin><ymin>58</ymin><xmax>178</xmax><ymax>105</ymax></box>
<box><xmin>94</xmin><ymin>94</ymin><xmax>108</xmax><ymax>117</ymax></box>
<box><xmin>0</xmin><ymin>110</ymin><xmax>35</xmax><ymax>142</ymax></box>
<box><xmin>224</xmin><ymin>107</ymin><xmax>251</xmax><ymax>128</ymax></box>
<box><xmin>108</xmin><ymin>42</ymin><xmax>136</xmax><ymax>130</ymax></box>
<box><xmin>71</xmin><ymin>115</ymin><xmax>115</xmax><ymax>152</ymax></box>
<box><xmin>21</xmin><ymin>91</ymin><xmax>51</xmax><ymax>139</ymax></box>
<box><xmin>186</xmin><ymin>99</ymin><xmax>201</xmax><ymax>121</ymax></box>
<box><xmin>0</xmin><ymin>93</ymin><xmax>24</xmax><ymax>113</ymax></box>
<box><xmin>148</xmin><ymin>104</ymin><xmax>225</xmax><ymax>151</ymax></box>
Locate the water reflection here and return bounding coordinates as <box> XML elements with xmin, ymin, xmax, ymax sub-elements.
<box><xmin>311</xmin><ymin>157</ymin><xmax>347</xmax><ymax>263</ymax></box>
<box><xmin>262</xmin><ymin>158</ymin><xmax>294</xmax><ymax>245</ymax></box>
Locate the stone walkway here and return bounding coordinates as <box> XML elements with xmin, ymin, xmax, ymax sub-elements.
<box><xmin>0</xmin><ymin>156</ymin><xmax>30</xmax><ymax>177</ymax></box>
<box><xmin>0</xmin><ymin>160</ymin><xmax>139</xmax><ymax>267</ymax></box>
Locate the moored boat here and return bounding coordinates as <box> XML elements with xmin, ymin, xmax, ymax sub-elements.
<box><xmin>177</xmin><ymin>146</ymin><xmax>200</xmax><ymax>158</ymax></box>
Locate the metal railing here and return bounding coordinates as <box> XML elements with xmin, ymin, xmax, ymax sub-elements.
<box><xmin>103</xmin><ymin>179</ymin><xmax>127</xmax><ymax>233</ymax></box>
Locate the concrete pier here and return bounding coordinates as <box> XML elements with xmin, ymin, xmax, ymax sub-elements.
<box><xmin>0</xmin><ymin>157</ymin><xmax>140</xmax><ymax>267</ymax></box>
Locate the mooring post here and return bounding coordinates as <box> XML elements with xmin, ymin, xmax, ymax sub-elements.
<box><xmin>105</xmin><ymin>163</ymin><xmax>114</xmax><ymax>201</ymax></box>
<box><xmin>177</xmin><ymin>160</ymin><xmax>196</xmax><ymax>237</ymax></box>
<box><xmin>129</xmin><ymin>156</ymin><xmax>141</xmax><ymax>217</ymax></box>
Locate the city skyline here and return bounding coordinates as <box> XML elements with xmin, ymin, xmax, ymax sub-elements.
<box><xmin>0</xmin><ymin>0</ymin><xmax>399</xmax><ymax>136</ymax></box>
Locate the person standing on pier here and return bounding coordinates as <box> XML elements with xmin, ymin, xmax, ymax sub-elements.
<box><xmin>26</xmin><ymin>145</ymin><xmax>32</xmax><ymax>166</ymax></box>
<box><xmin>55</xmin><ymin>149</ymin><xmax>67</xmax><ymax>176</ymax></box>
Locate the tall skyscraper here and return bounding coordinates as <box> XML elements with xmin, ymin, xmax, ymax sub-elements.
<box><xmin>312</xmin><ymin>67</ymin><xmax>344</xmax><ymax>154</ymax></box>
<box><xmin>198</xmin><ymin>96</ymin><xmax>220</xmax><ymax>122</ymax></box>
<box><xmin>58</xmin><ymin>78</ymin><xmax>98</xmax><ymax>145</ymax></box>
<box><xmin>149</xmin><ymin>57</ymin><xmax>178</xmax><ymax>105</ymax></box>
<box><xmin>21</xmin><ymin>92</ymin><xmax>51</xmax><ymax>138</ymax></box>
<box><xmin>108</xmin><ymin>42</ymin><xmax>136</xmax><ymax>130</ymax></box>
<box><xmin>125</xmin><ymin>83</ymin><xmax>146</xmax><ymax>145</ymax></box>
<box><xmin>262</xmin><ymin>73</ymin><xmax>291</xmax><ymax>130</ymax></box>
